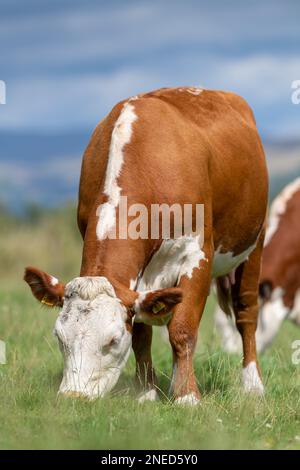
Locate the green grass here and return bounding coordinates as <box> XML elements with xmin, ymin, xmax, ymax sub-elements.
<box><xmin>0</xmin><ymin>206</ymin><xmax>300</xmax><ymax>449</ymax></box>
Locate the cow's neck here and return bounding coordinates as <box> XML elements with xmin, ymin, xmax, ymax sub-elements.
<box><xmin>80</xmin><ymin>218</ymin><xmax>156</xmax><ymax>302</ymax></box>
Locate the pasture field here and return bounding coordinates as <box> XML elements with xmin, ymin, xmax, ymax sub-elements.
<box><xmin>0</xmin><ymin>206</ymin><xmax>299</xmax><ymax>450</ymax></box>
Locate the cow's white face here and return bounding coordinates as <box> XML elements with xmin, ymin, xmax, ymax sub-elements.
<box><xmin>54</xmin><ymin>277</ymin><xmax>132</xmax><ymax>399</ymax></box>
<box><xmin>24</xmin><ymin>266</ymin><xmax>183</xmax><ymax>399</ymax></box>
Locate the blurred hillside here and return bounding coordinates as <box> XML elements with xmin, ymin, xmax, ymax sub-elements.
<box><xmin>0</xmin><ymin>132</ymin><xmax>299</xmax><ymax>290</ymax></box>
<box><xmin>265</xmin><ymin>141</ymin><xmax>300</xmax><ymax>199</ymax></box>
<box><xmin>0</xmin><ymin>204</ymin><xmax>82</xmax><ymax>288</ymax></box>
<box><xmin>0</xmin><ymin>131</ymin><xmax>89</xmax><ymax>213</ymax></box>
<box><xmin>0</xmin><ymin>139</ymin><xmax>299</xmax><ymax>290</ymax></box>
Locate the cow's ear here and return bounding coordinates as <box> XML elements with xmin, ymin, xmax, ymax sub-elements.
<box><xmin>24</xmin><ymin>267</ymin><xmax>65</xmax><ymax>308</ymax></box>
<box><xmin>259</xmin><ymin>280</ymin><xmax>273</xmax><ymax>301</ymax></box>
<box><xmin>139</xmin><ymin>287</ymin><xmax>183</xmax><ymax>315</ymax></box>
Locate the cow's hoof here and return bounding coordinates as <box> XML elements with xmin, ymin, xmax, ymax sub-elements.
<box><xmin>242</xmin><ymin>361</ymin><xmax>264</xmax><ymax>396</ymax></box>
<box><xmin>174</xmin><ymin>393</ymin><xmax>200</xmax><ymax>406</ymax></box>
<box><xmin>137</xmin><ymin>388</ymin><xmax>159</xmax><ymax>404</ymax></box>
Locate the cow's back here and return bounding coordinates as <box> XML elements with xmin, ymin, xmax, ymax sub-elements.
<box><xmin>121</xmin><ymin>87</ymin><xmax>268</xmax><ymax>253</ymax></box>
<box><xmin>78</xmin><ymin>87</ymin><xmax>268</xmax><ymax>254</ymax></box>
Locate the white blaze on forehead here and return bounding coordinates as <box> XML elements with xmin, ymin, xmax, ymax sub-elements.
<box><xmin>242</xmin><ymin>361</ymin><xmax>264</xmax><ymax>395</ymax></box>
<box><xmin>212</xmin><ymin>243</ymin><xmax>256</xmax><ymax>278</ymax></box>
<box><xmin>65</xmin><ymin>276</ymin><xmax>117</xmax><ymax>300</ymax></box>
<box><xmin>136</xmin><ymin>235</ymin><xmax>206</xmax><ymax>292</ymax></box>
<box><xmin>97</xmin><ymin>102</ymin><xmax>137</xmax><ymax>240</ymax></box>
<box><xmin>265</xmin><ymin>177</ymin><xmax>300</xmax><ymax>246</ymax></box>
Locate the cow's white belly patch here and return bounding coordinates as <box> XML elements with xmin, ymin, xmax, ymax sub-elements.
<box><xmin>136</xmin><ymin>235</ymin><xmax>206</xmax><ymax>292</ymax></box>
<box><xmin>212</xmin><ymin>243</ymin><xmax>256</xmax><ymax>278</ymax></box>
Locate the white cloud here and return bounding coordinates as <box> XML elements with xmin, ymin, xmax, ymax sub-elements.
<box><xmin>0</xmin><ymin>154</ymin><xmax>82</xmax><ymax>206</ymax></box>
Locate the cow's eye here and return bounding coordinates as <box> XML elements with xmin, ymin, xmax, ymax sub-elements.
<box><xmin>108</xmin><ymin>337</ymin><xmax>119</xmax><ymax>348</ymax></box>
<box><xmin>102</xmin><ymin>337</ymin><xmax>120</xmax><ymax>354</ymax></box>
<box><xmin>109</xmin><ymin>337</ymin><xmax>120</xmax><ymax>347</ymax></box>
<box><xmin>65</xmin><ymin>292</ymin><xmax>75</xmax><ymax>300</ymax></box>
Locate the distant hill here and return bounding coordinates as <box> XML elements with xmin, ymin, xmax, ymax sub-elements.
<box><xmin>0</xmin><ymin>131</ymin><xmax>299</xmax><ymax>212</ymax></box>
<box><xmin>264</xmin><ymin>141</ymin><xmax>300</xmax><ymax>200</ymax></box>
<box><xmin>0</xmin><ymin>130</ymin><xmax>90</xmax><ymax>212</ymax></box>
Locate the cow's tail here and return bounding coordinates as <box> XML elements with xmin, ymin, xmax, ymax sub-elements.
<box><xmin>215</xmin><ymin>277</ymin><xmax>234</xmax><ymax>317</ymax></box>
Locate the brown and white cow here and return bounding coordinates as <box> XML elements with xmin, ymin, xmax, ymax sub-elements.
<box><xmin>215</xmin><ymin>177</ymin><xmax>300</xmax><ymax>354</ymax></box>
<box><xmin>24</xmin><ymin>87</ymin><xmax>268</xmax><ymax>404</ymax></box>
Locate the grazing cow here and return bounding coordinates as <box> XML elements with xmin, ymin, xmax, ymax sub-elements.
<box><xmin>215</xmin><ymin>178</ymin><xmax>300</xmax><ymax>354</ymax></box>
<box><xmin>24</xmin><ymin>87</ymin><xmax>268</xmax><ymax>404</ymax></box>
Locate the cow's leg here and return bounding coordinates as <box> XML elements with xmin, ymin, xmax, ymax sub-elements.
<box><xmin>231</xmin><ymin>233</ymin><xmax>265</xmax><ymax>395</ymax></box>
<box><xmin>168</xmin><ymin>248</ymin><xmax>212</xmax><ymax>406</ymax></box>
<box><xmin>132</xmin><ymin>322</ymin><xmax>158</xmax><ymax>403</ymax></box>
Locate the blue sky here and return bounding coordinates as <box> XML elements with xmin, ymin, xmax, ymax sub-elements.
<box><xmin>1</xmin><ymin>0</ymin><xmax>300</xmax><ymax>137</ymax></box>
<box><xmin>0</xmin><ymin>0</ymin><xmax>299</xmax><ymax>209</ymax></box>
